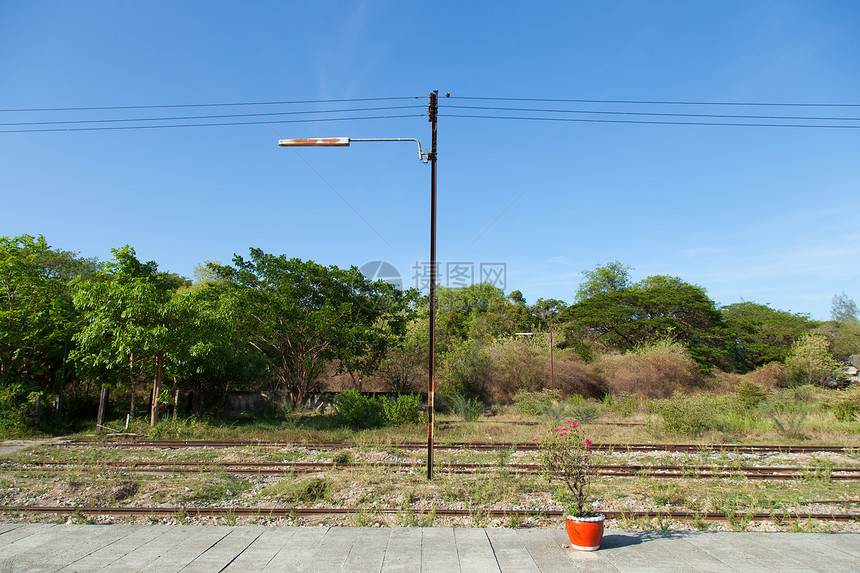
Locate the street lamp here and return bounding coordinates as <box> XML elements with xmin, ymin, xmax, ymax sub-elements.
<box><xmin>278</xmin><ymin>91</ymin><xmax>440</xmax><ymax>479</ymax></box>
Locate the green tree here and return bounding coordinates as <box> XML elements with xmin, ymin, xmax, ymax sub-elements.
<box><xmin>566</xmin><ymin>275</ymin><xmax>727</xmax><ymax>368</ymax></box>
<box><xmin>826</xmin><ymin>292</ymin><xmax>860</xmax><ymax>359</ymax></box>
<box><xmin>784</xmin><ymin>332</ymin><xmax>838</xmax><ymax>386</ymax></box>
<box><xmin>72</xmin><ymin>246</ymin><xmax>187</xmax><ymax>425</ymax></box>
<box><xmin>574</xmin><ymin>260</ymin><xmax>632</xmax><ymax>302</ymax></box>
<box><xmin>831</xmin><ymin>292</ymin><xmax>859</xmax><ymax>325</ymax></box>
<box><xmin>209</xmin><ymin>249</ymin><xmax>413</xmax><ymax>407</ymax></box>
<box><xmin>0</xmin><ymin>234</ymin><xmax>97</xmax><ymax>391</ymax></box>
<box><xmin>721</xmin><ymin>302</ymin><xmax>816</xmax><ymax>371</ymax></box>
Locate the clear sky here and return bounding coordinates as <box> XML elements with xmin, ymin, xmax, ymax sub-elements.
<box><xmin>2</xmin><ymin>1</ymin><xmax>858</xmax><ymax>320</ymax></box>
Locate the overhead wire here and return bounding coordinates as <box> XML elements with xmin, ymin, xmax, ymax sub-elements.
<box><xmin>2</xmin><ymin>94</ymin><xmax>860</xmax><ymax>133</ymax></box>
<box><xmin>0</xmin><ymin>105</ymin><xmax>426</xmax><ymax>128</ymax></box>
<box><xmin>0</xmin><ymin>114</ymin><xmax>426</xmax><ymax>134</ymax></box>
<box><xmin>439</xmin><ymin>113</ymin><xmax>860</xmax><ymax>129</ymax></box>
<box><xmin>0</xmin><ymin>96</ymin><xmax>424</xmax><ymax>113</ymax></box>
<box><xmin>443</xmin><ymin>104</ymin><xmax>860</xmax><ymax>123</ymax></box>
<box><xmin>450</xmin><ymin>95</ymin><xmax>860</xmax><ymax>108</ymax></box>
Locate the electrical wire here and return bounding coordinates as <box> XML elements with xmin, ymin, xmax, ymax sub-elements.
<box><xmin>0</xmin><ymin>105</ymin><xmax>426</xmax><ymax>128</ymax></box>
<box><xmin>0</xmin><ymin>114</ymin><xmax>426</xmax><ymax>134</ymax></box>
<box><xmin>444</xmin><ymin>104</ymin><xmax>860</xmax><ymax>123</ymax></box>
<box><xmin>439</xmin><ymin>113</ymin><xmax>860</xmax><ymax>129</ymax></box>
<box><xmin>0</xmin><ymin>96</ymin><xmax>424</xmax><ymax>114</ymax></box>
<box><xmin>451</xmin><ymin>95</ymin><xmax>860</xmax><ymax>108</ymax></box>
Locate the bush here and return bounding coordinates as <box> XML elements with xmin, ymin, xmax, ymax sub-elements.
<box><xmin>592</xmin><ymin>339</ymin><xmax>704</xmax><ymax>399</ymax></box>
<box><xmin>513</xmin><ymin>389</ymin><xmax>562</xmax><ymax>416</ymax></box>
<box><xmin>484</xmin><ymin>338</ymin><xmax>547</xmax><ymax>402</ymax></box>
<box><xmin>602</xmin><ymin>394</ymin><xmax>638</xmax><ymax>417</ymax></box>
<box><xmin>742</xmin><ymin>362</ymin><xmax>789</xmax><ymax>389</ymax></box>
<box><xmin>440</xmin><ymin>340</ymin><xmax>490</xmax><ymax>399</ymax></box>
<box><xmin>659</xmin><ymin>397</ymin><xmax>725</xmax><ymax>436</ymax></box>
<box><xmin>831</xmin><ymin>387</ymin><xmax>860</xmax><ymax>422</ymax></box>
<box><xmin>737</xmin><ymin>380</ymin><xmax>768</xmax><ymax>409</ymax></box>
<box><xmin>332</xmin><ymin>389</ymin><xmax>385</xmax><ymax>429</ymax></box>
<box><xmin>447</xmin><ymin>392</ymin><xmax>480</xmax><ymax>422</ymax></box>
<box><xmin>382</xmin><ymin>394</ymin><xmax>421</xmax><ymax>425</ymax></box>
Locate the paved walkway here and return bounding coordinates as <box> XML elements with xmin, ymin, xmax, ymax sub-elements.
<box><xmin>0</xmin><ymin>523</ymin><xmax>857</xmax><ymax>572</ymax></box>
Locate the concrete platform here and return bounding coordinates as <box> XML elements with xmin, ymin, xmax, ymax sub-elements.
<box><xmin>0</xmin><ymin>523</ymin><xmax>857</xmax><ymax>572</ymax></box>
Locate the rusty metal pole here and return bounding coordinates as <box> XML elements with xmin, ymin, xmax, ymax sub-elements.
<box><xmin>427</xmin><ymin>90</ymin><xmax>438</xmax><ymax>480</ymax></box>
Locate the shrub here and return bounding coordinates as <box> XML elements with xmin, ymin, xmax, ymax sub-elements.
<box><xmin>659</xmin><ymin>398</ymin><xmax>725</xmax><ymax>436</ymax></box>
<box><xmin>602</xmin><ymin>394</ymin><xmax>638</xmax><ymax>417</ymax></box>
<box><xmin>484</xmin><ymin>338</ymin><xmax>547</xmax><ymax>402</ymax></box>
<box><xmin>563</xmin><ymin>396</ymin><xmax>601</xmax><ymax>424</ymax></box>
<box><xmin>447</xmin><ymin>392</ymin><xmax>480</xmax><ymax>422</ymax></box>
<box><xmin>784</xmin><ymin>333</ymin><xmax>838</xmax><ymax>387</ymax></box>
<box><xmin>440</xmin><ymin>340</ymin><xmax>490</xmax><ymax>399</ymax></box>
<box><xmin>382</xmin><ymin>394</ymin><xmax>421</xmax><ymax>425</ymax></box>
<box><xmin>514</xmin><ymin>389</ymin><xmax>562</xmax><ymax>416</ymax></box>
<box><xmin>742</xmin><ymin>362</ymin><xmax>789</xmax><ymax>389</ymax></box>
<box><xmin>332</xmin><ymin>389</ymin><xmax>385</xmax><ymax>429</ymax></box>
<box><xmin>737</xmin><ymin>380</ymin><xmax>768</xmax><ymax>409</ymax></box>
<box><xmin>831</xmin><ymin>387</ymin><xmax>860</xmax><ymax>422</ymax></box>
<box><xmin>592</xmin><ymin>339</ymin><xmax>704</xmax><ymax>399</ymax></box>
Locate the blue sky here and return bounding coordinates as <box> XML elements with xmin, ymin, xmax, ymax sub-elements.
<box><xmin>1</xmin><ymin>1</ymin><xmax>858</xmax><ymax>320</ymax></box>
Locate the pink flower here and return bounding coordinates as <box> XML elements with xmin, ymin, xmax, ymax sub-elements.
<box><xmin>571</xmin><ymin>422</ymin><xmax>579</xmax><ymax>428</ymax></box>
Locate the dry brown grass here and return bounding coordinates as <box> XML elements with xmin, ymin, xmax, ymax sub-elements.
<box><xmin>591</xmin><ymin>341</ymin><xmax>705</xmax><ymax>399</ymax></box>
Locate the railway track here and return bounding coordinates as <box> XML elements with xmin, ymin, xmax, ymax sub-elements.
<box><xmin>56</xmin><ymin>439</ymin><xmax>857</xmax><ymax>455</ymax></box>
<box><xmin>1</xmin><ymin>505</ymin><xmax>857</xmax><ymax>523</ymax></box>
<box><xmin>6</xmin><ymin>460</ymin><xmax>858</xmax><ymax>480</ymax></box>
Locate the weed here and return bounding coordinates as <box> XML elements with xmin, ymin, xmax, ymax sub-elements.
<box><xmin>765</xmin><ymin>399</ymin><xmax>809</xmax><ymax>440</ymax></box>
<box><xmin>496</xmin><ymin>445</ymin><xmax>515</xmax><ymax>468</ymax></box>
<box><xmin>332</xmin><ymin>450</ymin><xmax>354</xmax><ymax>464</ymax></box>
<box><xmin>505</xmin><ymin>512</ymin><xmax>523</xmax><ymax>528</ymax></box>
<box><xmin>448</xmin><ymin>393</ymin><xmax>481</xmax><ymax>422</ymax></box>
<box><xmin>352</xmin><ymin>508</ymin><xmax>375</xmax><ymax>527</ymax></box>
<box><xmin>382</xmin><ymin>394</ymin><xmax>421</xmax><ymax>425</ymax></box>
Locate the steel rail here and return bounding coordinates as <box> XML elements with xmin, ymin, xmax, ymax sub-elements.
<box><xmin>2</xmin><ymin>505</ymin><xmax>857</xmax><ymax>522</ymax></box>
<box><xmin>7</xmin><ymin>460</ymin><xmax>858</xmax><ymax>480</ymax></box>
<box><xmin>56</xmin><ymin>439</ymin><xmax>856</xmax><ymax>454</ymax></box>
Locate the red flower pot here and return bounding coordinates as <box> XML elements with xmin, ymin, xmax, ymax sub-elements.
<box><xmin>565</xmin><ymin>514</ymin><xmax>605</xmax><ymax>551</ymax></box>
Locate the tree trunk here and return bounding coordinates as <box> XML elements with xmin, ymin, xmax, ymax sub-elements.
<box><xmin>57</xmin><ymin>340</ymin><xmax>68</xmax><ymax>416</ymax></box>
<box><xmin>129</xmin><ymin>353</ymin><xmax>136</xmax><ymax>418</ymax></box>
<box><xmin>96</xmin><ymin>386</ymin><xmax>109</xmax><ymax>432</ymax></box>
<box><xmin>150</xmin><ymin>352</ymin><xmax>163</xmax><ymax>427</ymax></box>
<box><xmin>172</xmin><ymin>387</ymin><xmax>180</xmax><ymax>420</ymax></box>
<box><xmin>33</xmin><ymin>393</ymin><xmax>41</xmax><ymax>429</ymax></box>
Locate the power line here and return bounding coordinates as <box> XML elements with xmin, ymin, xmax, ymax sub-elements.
<box><xmin>444</xmin><ymin>104</ymin><xmax>860</xmax><ymax>123</ymax></box>
<box><xmin>0</xmin><ymin>114</ymin><xmax>426</xmax><ymax>134</ymax></box>
<box><xmin>439</xmin><ymin>113</ymin><xmax>860</xmax><ymax>129</ymax></box>
<box><xmin>0</xmin><ymin>96</ymin><xmax>424</xmax><ymax>114</ymax></box>
<box><xmin>451</xmin><ymin>95</ymin><xmax>860</xmax><ymax>108</ymax></box>
<box><xmin>0</xmin><ymin>105</ymin><xmax>426</xmax><ymax>128</ymax></box>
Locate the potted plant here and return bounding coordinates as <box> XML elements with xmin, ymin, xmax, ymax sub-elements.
<box><xmin>535</xmin><ymin>420</ymin><xmax>604</xmax><ymax>550</ymax></box>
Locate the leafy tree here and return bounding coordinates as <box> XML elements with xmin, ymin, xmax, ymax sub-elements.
<box><xmin>566</xmin><ymin>275</ymin><xmax>727</xmax><ymax>368</ymax></box>
<box><xmin>0</xmin><ymin>235</ymin><xmax>97</xmax><ymax>399</ymax></box>
<box><xmin>721</xmin><ymin>302</ymin><xmax>816</xmax><ymax>371</ymax></box>
<box><xmin>784</xmin><ymin>332</ymin><xmax>838</xmax><ymax>386</ymax></box>
<box><xmin>825</xmin><ymin>292</ymin><xmax>860</xmax><ymax>359</ymax></box>
<box><xmin>574</xmin><ymin>261</ymin><xmax>632</xmax><ymax>302</ymax></box>
<box><xmin>72</xmin><ymin>246</ymin><xmax>188</xmax><ymax>425</ymax></box>
<box><xmin>831</xmin><ymin>292</ymin><xmax>859</xmax><ymax>325</ymax></box>
<box><xmin>209</xmin><ymin>249</ymin><xmax>413</xmax><ymax>407</ymax></box>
